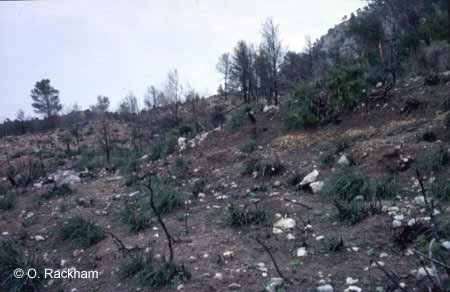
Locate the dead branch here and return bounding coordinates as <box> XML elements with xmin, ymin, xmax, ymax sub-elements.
<box><xmin>372</xmin><ymin>260</ymin><xmax>408</xmax><ymax>292</ymax></box>
<box><xmin>255</xmin><ymin>236</ymin><xmax>292</xmax><ymax>284</ymax></box>
<box><xmin>145</xmin><ymin>176</ymin><xmax>174</xmax><ymax>262</ymax></box>
<box><xmin>283</xmin><ymin>197</ymin><xmax>312</xmax><ymax>210</ymax></box>
<box><xmin>415</xmin><ymin>170</ymin><xmax>440</xmax><ymax>241</ymax></box>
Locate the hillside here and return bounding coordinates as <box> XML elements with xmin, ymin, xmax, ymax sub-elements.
<box><xmin>1</xmin><ymin>73</ymin><xmax>450</xmax><ymax>291</ymax></box>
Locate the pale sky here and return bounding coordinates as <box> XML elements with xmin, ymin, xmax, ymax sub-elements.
<box><xmin>0</xmin><ymin>0</ymin><xmax>364</xmax><ymax>121</ymax></box>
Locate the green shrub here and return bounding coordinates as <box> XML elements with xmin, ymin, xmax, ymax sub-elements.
<box><xmin>430</xmin><ymin>178</ymin><xmax>450</xmax><ymax>201</ymax></box>
<box><xmin>120</xmin><ymin>251</ymin><xmax>190</xmax><ymax>288</ymax></box>
<box><xmin>239</xmin><ymin>139</ymin><xmax>256</xmax><ymax>154</ymax></box>
<box><xmin>321</xmin><ymin>167</ymin><xmax>381</xmax><ymax>224</ymax></box>
<box><xmin>73</xmin><ymin>149</ymin><xmax>103</xmax><ymax>171</ymax></box>
<box><xmin>321</xmin><ymin>167</ymin><xmax>372</xmax><ymax>202</ymax></box>
<box><xmin>320</xmin><ymin>152</ymin><xmax>335</xmax><ymax>166</ymax></box>
<box><xmin>240</xmin><ymin>158</ymin><xmax>259</xmax><ymax>176</ymax></box>
<box><xmin>226</xmin><ymin>106</ymin><xmax>253</xmax><ymax>131</ymax></box>
<box><xmin>0</xmin><ymin>191</ymin><xmax>15</xmax><ymax>210</ymax></box>
<box><xmin>417</xmin><ymin>146</ymin><xmax>449</xmax><ymax>173</ymax></box>
<box><xmin>151</xmin><ymin>181</ymin><xmax>184</xmax><ymax>214</ymax></box>
<box><xmin>54</xmin><ymin>215</ymin><xmax>105</xmax><ymax>248</ymax></box>
<box><xmin>0</xmin><ymin>240</ymin><xmax>44</xmax><ymax>292</ymax></box>
<box><xmin>122</xmin><ymin>201</ymin><xmax>149</xmax><ymax>233</ymax></box>
<box><xmin>226</xmin><ymin>204</ymin><xmax>267</xmax><ymax>228</ymax></box>
<box><xmin>326</xmin><ymin>63</ymin><xmax>367</xmax><ymax>113</ymax></box>
<box><xmin>373</xmin><ymin>177</ymin><xmax>401</xmax><ymax>199</ymax></box>
<box><xmin>282</xmin><ymin>85</ymin><xmax>322</xmax><ymax>130</ymax></box>
<box><xmin>41</xmin><ymin>184</ymin><xmax>73</xmax><ymax>200</ymax></box>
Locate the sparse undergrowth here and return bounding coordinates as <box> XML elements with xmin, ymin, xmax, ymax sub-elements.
<box><xmin>0</xmin><ymin>240</ymin><xmax>44</xmax><ymax>292</ymax></box>
<box><xmin>321</xmin><ymin>167</ymin><xmax>383</xmax><ymax>224</ymax></box>
<box><xmin>41</xmin><ymin>183</ymin><xmax>73</xmax><ymax>200</ymax></box>
<box><xmin>54</xmin><ymin>215</ymin><xmax>106</xmax><ymax>248</ymax></box>
<box><xmin>226</xmin><ymin>204</ymin><xmax>267</xmax><ymax>228</ymax></box>
<box><xmin>119</xmin><ymin>251</ymin><xmax>190</xmax><ymax>289</ymax></box>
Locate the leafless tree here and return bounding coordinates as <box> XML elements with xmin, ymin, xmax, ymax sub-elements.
<box><xmin>119</xmin><ymin>92</ymin><xmax>140</xmax><ymax>115</ymax></box>
<box><xmin>163</xmin><ymin>69</ymin><xmax>183</xmax><ymax>123</ymax></box>
<box><xmin>260</xmin><ymin>18</ymin><xmax>283</xmax><ymax>105</ymax></box>
<box><xmin>216</xmin><ymin>53</ymin><xmax>231</xmax><ymax>99</ymax></box>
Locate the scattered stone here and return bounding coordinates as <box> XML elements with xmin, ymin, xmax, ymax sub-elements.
<box><xmin>296</xmin><ymin>247</ymin><xmax>308</xmax><ymax>257</ymax></box>
<box><xmin>229</xmin><ymin>283</ymin><xmax>241</xmax><ymax>290</ymax></box>
<box><xmin>223</xmin><ymin>251</ymin><xmax>234</xmax><ymax>258</ymax></box>
<box><xmin>34</xmin><ymin>235</ymin><xmax>45</xmax><ymax>241</ymax></box>
<box><xmin>214</xmin><ymin>273</ymin><xmax>223</xmax><ymax>280</ymax></box>
<box><xmin>414</xmin><ymin>267</ymin><xmax>435</xmax><ymax>279</ymax></box>
<box><xmin>317</xmin><ymin>284</ymin><xmax>334</xmax><ymax>292</ymax></box>
<box><xmin>263</xmin><ymin>105</ymin><xmax>279</xmax><ymax>113</ymax></box>
<box><xmin>337</xmin><ymin>155</ymin><xmax>350</xmax><ymax>166</ymax></box>
<box><xmin>310</xmin><ymin>181</ymin><xmax>324</xmax><ymax>193</ymax></box>
<box><xmin>266</xmin><ymin>277</ymin><xmax>283</xmax><ymax>292</ymax></box>
<box><xmin>344</xmin><ymin>286</ymin><xmax>362</xmax><ymax>292</ymax></box>
<box><xmin>286</xmin><ymin>233</ymin><xmax>295</xmax><ymax>240</ymax></box>
<box><xmin>273</xmin><ymin>217</ymin><xmax>296</xmax><ymax>234</ymax></box>
<box><xmin>346</xmin><ymin>277</ymin><xmax>359</xmax><ymax>285</ymax></box>
<box><xmin>299</xmin><ymin>169</ymin><xmax>319</xmax><ymax>186</ymax></box>
<box><xmin>414</xmin><ymin>196</ymin><xmax>425</xmax><ymax>206</ymax></box>
<box><xmin>273</xmin><ymin>180</ymin><xmax>281</xmax><ymax>187</ymax></box>
<box><xmin>392</xmin><ymin>220</ymin><xmax>402</xmax><ymax>228</ymax></box>
<box><xmin>442</xmin><ymin>241</ymin><xmax>450</xmax><ymax>250</ymax></box>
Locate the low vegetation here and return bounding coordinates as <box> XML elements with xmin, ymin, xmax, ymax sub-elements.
<box><xmin>0</xmin><ymin>240</ymin><xmax>44</xmax><ymax>292</ymax></box>
<box><xmin>54</xmin><ymin>215</ymin><xmax>106</xmax><ymax>248</ymax></box>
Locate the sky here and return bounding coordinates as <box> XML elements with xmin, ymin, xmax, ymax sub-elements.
<box><xmin>0</xmin><ymin>0</ymin><xmax>365</xmax><ymax>121</ymax></box>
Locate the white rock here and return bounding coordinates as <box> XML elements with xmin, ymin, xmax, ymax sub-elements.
<box><xmin>128</xmin><ymin>191</ymin><xmax>139</xmax><ymax>197</ymax></box>
<box><xmin>214</xmin><ymin>273</ymin><xmax>224</xmax><ymax>280</ymax></box>
<box><xmin>415</xmin><ymin>267</ymin><xmax>435</xmax><ymax>279</ymax></box>
<box><xmin>299</xmin><ymin>170</ymin><xmax>319</xmax><ymax>186</ymax></box>
<box><xmin>178</xmin><ymin>137</ymin><xmax>187</xmax><ymax>151</ymax></box>
<box><xmin>442</xmin><ymin>241</ymin><xmax>450</xmax><ymax>250</ymax></box>
<box><xmin>263</xmin><ymin>105</ymin><xmax>279</xmax><ymax>113</ymax></box>
<box><xmin>344</xmin><ymin>286</ymin><xmax>362</xmax><ymax>292</ymax></box>
<box><xmin>376</xmin><ymin>82</ymin><xmax>383</xmax><ymax>88</ymax></box>
<box><xmin>223</xmin><ymin>251</ymin><xmax>234</xmax><ymax>258</ymax></box>
<box><xmin>346</xmin><ymin>277</ymin><xmax>359</xmax><ymax>285</ymax></box>
<box><xmin>317</xmin><ymin>284</ymin><xmax>334</xmax><ymax>292</ymax></box>
<box><xmin>379</xmin><ymin>252</ymin><xmax>388</xmax><ymax>258</ymax></box>
<box><xmin>296</xmin><ymin>247</ymin><xmax>308</xmax><ymax>257</ymax></box>
<box><xmin>407</xmin><ymin>219</ymin><xmax>416</xmax><ymax>226</ymax></box>
<box><xmin>34</xmin><ymin>235</ymin><xmax>45</xmax><ymax>241</ymax></box>
<box><xmin>273</xmin><ymin>181</ymin><xmax>281</xmax><ymax>187</ymax></box>
<box><xmin>310</xmin><ymin>181</ymin><xmax>324</xmax><ymax>193</ymax></box>
<box><xmin>286</xmin><ymin>233</ymin><xmax>296</xmax><ymax>240</ymax></box>
<box><xmin>266</xmin><ymin>277</ymin><xmax>283</xmax><ymax>292</ymax></box>
<box><xmin>273</xmin><ymin>218</ymin><xmax>296</xmax><ymax>234</ymax></box>
<box><xmin>315</xmin><ymin>235</ymin><xmax>325</xmax><ymax>241</ymax></box>
<box><xmin>392</xmin><ymin>220</ymin><xmax>402</xmax><ymax>228</ymax></box>
<box><xmin>414</xmin><ymin>196</ymin><xmax>425</xmax><ymax>206</ymax></box>
<box><xmin>337</xmin><ymin>155</ymin><xmax>350</xmax><ymax>166</ymax></box>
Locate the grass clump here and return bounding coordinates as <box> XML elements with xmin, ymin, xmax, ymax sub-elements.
<box><xmin>54</xmin><ymin>215</ymin><xmax>105</xmax><ymax>248</ymax></box>
<box><xmin>151</xmin><ymin>180</ymin><xmax>185</xmax><ymax>215</ymax></box>
<box><xmin>321</xmin><ymin>167</ymin><xmax>381</xmax><ymax>224</ymax></box>
<box><xmin>321</xmin><ymin>167</ymin><xmax>372</xmax><ymax>201</ymax></box>
<box><xmin>373</xmin><ymin>177</ymin><xmax>401</xmax><ymax>199</ymax></box>
<box><xmin>122</xmin><ymin>200</ymin><xmax>149</xmax><ymax>233</ymax></box>
<box><xmin>120</xmin><ymin>251</ymin><xmax>190</xmax><ymax>288</ymax></box>
<box><xmin>430</xmin><ymin>178</ymin><xmax>450</xmax><ymax>201</ymax></box>
<box><xmin>239</xmin><ymin>139</ymin><xmax>257</xmax><ymax>154</ymax></box>
<box><xmin>41</xmin><ymin>183</ymin><xmax>73</xmax><ymax>200</ymax></box>
<box><xmin>416</xmin><ymin>145</ymin><xmax>449</xmax><ymax>173</ymax></box>
<box><xmin>0</xmin><ymin>240</ymin><xmax>44</xmax><ymax>292</ymax></box>
<box><xmin>0</xmin><ymin>191</ymin><xmax>16</xmax><ymax>210</ymax></box>
<box><xmin>240</xmin><ymin>158</ymin><xmax>259</xmax><ymax>176</ymax></box>
<box><xmin>226</xmin><ymin>106</ymin><xmax>253</xmax><ymax>131</ymax></box>
<box><xmin>226</xmin><ymin>204</ymin><xmax>267</xmax><ymax>228</ymax></box>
